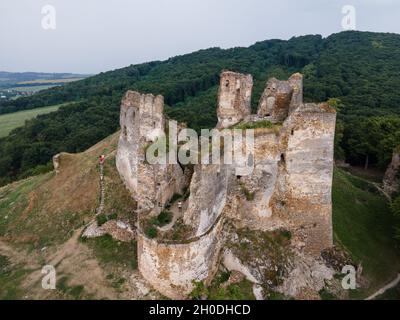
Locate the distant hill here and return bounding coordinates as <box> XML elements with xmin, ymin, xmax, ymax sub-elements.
<box><xmin>1</xmin><ymin>31</ymin><xmax>400</xmax><ymax>184</ymax></box>
<box><xmin>0</xmin><ymin>71</ymin><xmax>91</xmax><ymax>101</ymax></box>
<box><xmin>0</xmin><ymin>71</ymin><xmax>91</xmax><ymax>87</ymax></box>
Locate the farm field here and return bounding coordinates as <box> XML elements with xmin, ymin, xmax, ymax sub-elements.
<box><xmin>9</xmin><ymin>85</ymin><xmax>60</xmax><ymax>93</ymax></box>
<box><xmin>16</xmin><ymin>77</ymin><xmax>86</xmax><ymax>85</ymax></box>
<box><xmin>0</xmin><ymin>104</ymin><xmax>63</xmax><ymax>138</ymax></box>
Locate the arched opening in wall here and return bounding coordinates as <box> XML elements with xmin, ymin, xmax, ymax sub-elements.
<box><xmin>153</xmin><ymin>121</ymin><xmax>156</xmax><ymax>129</ymax></box>
<box><xmin>236</xmin><ymin>175</ymin><xmax>242</xmax><ymax>180</ymax></box>
<box><xmin>123</xmin><ymin>126</ymin><xmax>127</xmax><ymax>138</ymax></box>
<box><xmin>225</xmin><ymin>80</ymin><xmax>230</xmax><ymax>87</ymax></box>
<box><xmin>291</xmin><ymin>129</ymin><xmax>294</xmax><ymax>135</ymax></box>
<box><xmin>132</xmin><ymin>111</ymin><xmax>136</xmax><ymax>125</ymax></box>
<box><xmin>280</xmin><ymin>153</ymin><xmax>286</xmax><ymax>164</ymax></box>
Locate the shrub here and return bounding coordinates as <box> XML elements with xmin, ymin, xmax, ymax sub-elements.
<box><xmin>240</xmin><ymin>183</ymin><xmax>255</xmax><ymax>201</ymax></box>
<box><xmin>83</xmin><ymin>235</ymin><xmax>137</xmax><ymax>269</ymax></box>
<box><xmin>233</xmin><ymin>120</ymin><xmax>275</xmax><ymax>130</ymax></box>
<box><xmin>145</xmin><ymin>226</ymin><xmax>158</xmax><ymax>239</ymax></box>
<box><xmin>108</xmin><ymin>213</ymin><xmax>118</xmax><ymax>220</ymax></box>
<box><xmin>156</xmin><ymin>210</ymin><xmax>173</xmax><ymax>226</ymax></box>
<box><xmin>319</xmin><ymin>288</ymin><xmax>336</xmax><ymax>300</ymax></box>
<box><xmin>208</xmin><ymin>279</ymin><xmax>255</xmax><ymax>300</ymax></box>
<box><xmin>96</xmin><ymin>213</ymin><xmax>117</xmax><ymax>226</ymax></box>
<box><xmin>170</xmin><ymin>193</ymin><xmax>182</xmax><ymax>204</ymax></box>
<box><xmin>280</xmin><ymin>229</ymin><xmax>292</xmax><ymax>241</ymax></box>
<box><xmin>391</xmin><ymin>196</ymin><xmax>400</xmax><ymax>217</ymax></box>
<box><xmin>190</xmin><ymin>281</ymin><xmax>209</xmax><ymax>300</ymax></box>
<box><xmin>96</xmin><ymin>214</ymin><xmax>108</xmax><ymax>226</ymax></box>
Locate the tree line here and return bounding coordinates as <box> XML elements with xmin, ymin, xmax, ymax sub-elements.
<box><xmin>1</xmin><ymin>31</ymin><xmax>400</xmax><ymax>186</ymax></box>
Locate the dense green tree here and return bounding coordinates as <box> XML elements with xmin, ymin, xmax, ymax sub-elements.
<box><xmin>1</xmin><ymin>31</ymin><xmax>400</xmax><ymax>184</ymax></box>
<box><xmin>344</xmin><ymin>117</ymin><xmax>400</xmax><ymax>169</ymax></box>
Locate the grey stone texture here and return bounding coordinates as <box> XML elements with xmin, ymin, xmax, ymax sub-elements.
<box><xmin>116</xmin><ymin>70</ymin><xmax>336</xmax><ymax>299</ymax></box>
<box><xmin>216</xmin><ymin>71</ymin><xmax>253</xmax><ymax>129</ymax></box>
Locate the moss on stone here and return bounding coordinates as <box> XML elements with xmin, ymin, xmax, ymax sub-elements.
<box><xmin>227</xmin><ymin>227</ymin><xmax>292</xmax><ymax>288</ymax></box>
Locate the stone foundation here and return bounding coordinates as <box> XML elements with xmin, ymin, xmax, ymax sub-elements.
<box><xmin>137</xmin><ymin>215</ymin><xmax>225</xmax><ymax>299</ymax></box>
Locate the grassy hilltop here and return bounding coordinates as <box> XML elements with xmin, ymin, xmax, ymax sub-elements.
<box><xmin>0</xmin><ymin>133</ymin><xmax>398</xmax><ymax>299</ymax></box>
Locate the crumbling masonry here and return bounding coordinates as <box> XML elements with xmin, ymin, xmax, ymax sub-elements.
<box><xmin>116</xmin><ymin>70</ymin><xmax>336</xmax><ymax>299</ymax></box>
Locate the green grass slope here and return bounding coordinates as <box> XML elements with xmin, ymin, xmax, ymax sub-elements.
<box><xmin>332</xmin><ymin>168</ymin><xmax>400</xmax><ymax>298</ymax></box>
<box><xmin>0</xmin><ymin>137</ymin><xmax>398</xmax><ymax>299</ymax></box>
<box><xmin>0</xmin><ymin>104</ymin><xmax>62</xmax><ymax>138</ymax></box>
<box><xmin>0</xmin><ymin>133</ymin><xmax>140</xmax><ymax>299</ymax></box>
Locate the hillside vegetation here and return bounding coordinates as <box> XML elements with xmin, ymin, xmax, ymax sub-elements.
<box><xmin>332</xmin><ymin>168</ymin><xmax>400</xmax><ymax>298</ymax></box>
<box><xmin>1</xmin><ymin>31</ymin><xmax>400</xmax><ymax>185</ymax></box>
<box><xmin>0</xmin><ymin>104</ymin><xmax>62</xmax><ymax>138</ymax></box>
<box><xmin>0</xmin><ymin>133</ymin><xmax>398</xmax><ymax>299</ymax></box>
<box><xmin>0</xmin><ymin>134</ymin><xmax>145</xmax><ymax>299</ymax></box>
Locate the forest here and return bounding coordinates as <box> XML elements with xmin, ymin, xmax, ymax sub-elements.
<box><xmin>0</xmin><ymin>31</ymin><xmax>400</xmax><ymax>186</ymax></box>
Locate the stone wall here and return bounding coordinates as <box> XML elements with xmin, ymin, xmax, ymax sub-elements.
<box><xmin>217</xmin><ymin>71</ymin><xmax>253</xmax><ymax>129</ymax></box>
<box><xmin>116</xmin><ymin>91</ymin><xmax>185</xmax><ymax>213</ymax></box>
<box><xmin>228</xmin><ymin>102</ymin><xmax>336</xmax><ymax>255</ymax></box>
<box><xmin>282</xmin><ymin>103</ymin><xmax>336</xmax><ymax>254</ymax></box>
<box><xmin>257</xmin><ymin>73</ymin><xmax>303</xmax><ymax>122</ymax></box>
<box><xmin>137</xmin><ymin>215</ymin><xmax>225</xmax><ymax>299</ymax></box>
<box><xmin>183</xmin><ymin>164</ymin><xmax>230</xmax><ymax>236</ymax></box>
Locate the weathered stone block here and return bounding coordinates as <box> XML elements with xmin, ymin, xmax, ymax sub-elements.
<box><xmin>216</xmin><ymin>71</ymin><xmax>253</xmax><ymax>129</ymax></box>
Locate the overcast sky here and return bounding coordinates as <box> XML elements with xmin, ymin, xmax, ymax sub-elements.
<box><xmin>0</xmin><ymin>0</ymin><xmax>399</xmax><ymax>74</ymax></box>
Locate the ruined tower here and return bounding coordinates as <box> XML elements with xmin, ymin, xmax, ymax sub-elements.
<box><xmin>116</xmin><ymin>91</ymin><xmax>185</xmax><ymax>213</ymax></box>
<box><xmin>257</xmin><ymin>73</ymin><xmax>303</xmax><ymax>122</ymax></box>
<box><xmin>216</xmin><ymin>71</ymin><xmax>253</xmax><ymax>129</ymax></box>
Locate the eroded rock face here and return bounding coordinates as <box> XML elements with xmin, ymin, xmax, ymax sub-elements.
<box><xmin>217</xmin><ymin>71</ymin><xmax>253</xmax><ymax>129</ymax></box>
<box><xmin>383</xmin><ymin>148</ymin><xmax>400</xmax><ymax>197</ymax></box>
<box><xmin>222</xmin><ymin>230</ymin><xmax>335</xmax><ymax>300</ymax></box>
<box><xmin>277</xmin><ymin>251</ymin><xmax>335</xmax><ymax>300</ymax></box>
<box><xmin>183</xmin><ymin>164</ymin><xmax>230</xmax><ymax>236</ymax></box>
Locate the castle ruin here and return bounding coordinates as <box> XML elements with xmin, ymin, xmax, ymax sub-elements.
<box><xmin>116</xmin><ymin>70</ymin><xmax>336</xmax><ymax>299</ymax></box>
